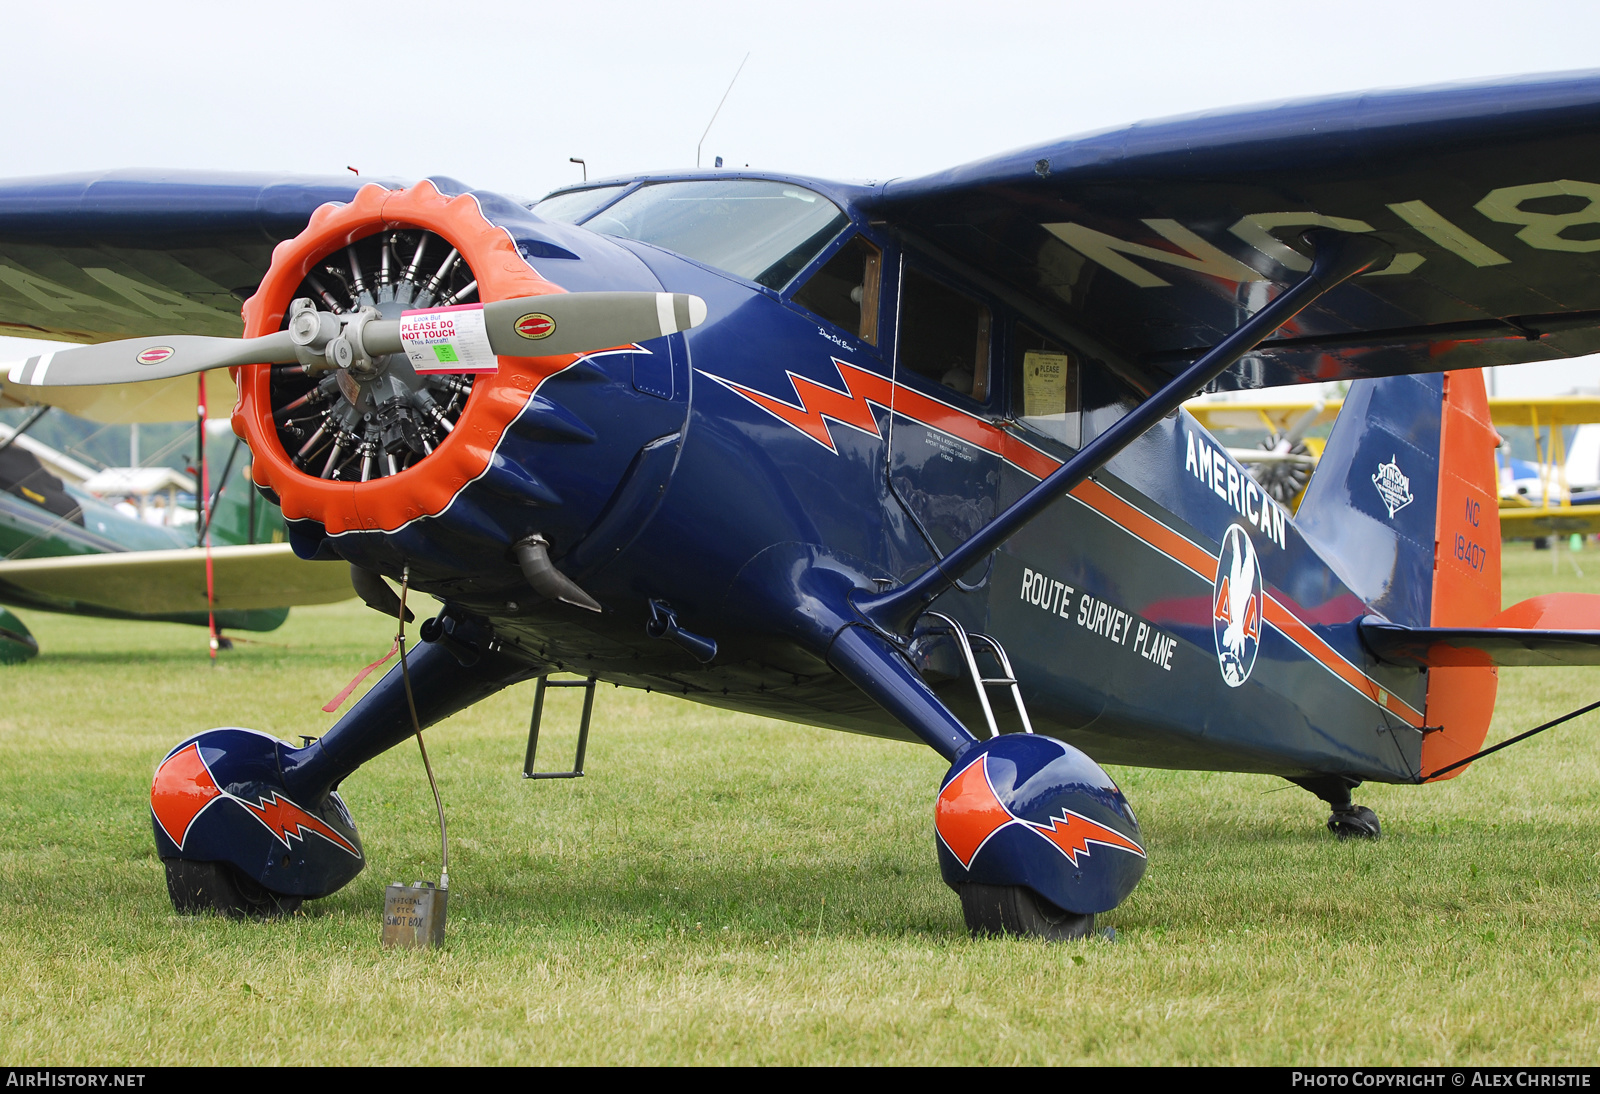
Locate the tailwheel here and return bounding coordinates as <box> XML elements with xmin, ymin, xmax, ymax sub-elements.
<box><xmin>1291</xmin><ymin>775</ymin><xmax>1381</xmax><ymax>840</ymax></box>
<box><xmin>164</xmin><ymin>859</ymin><xmax>303</xmax><ymax>919</ymax></box>
<box><xmin>270</xmin><ymin>228</ymin><xmax>480</xmax><ymax>484</ymax></box>
<box><xmin>958</xmin><ymin>884</ymin><xmax>1095</xmax><ymax>941</ymax></box>
<box><xmin>1328</xmin><ymin>804</ymin><xmax>1382</xmax><ymax>840</ymax></box>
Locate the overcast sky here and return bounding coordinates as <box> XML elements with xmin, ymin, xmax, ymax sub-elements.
<box><xmin>3</xmin><ymin>0</ymin><xmax>1600</xmax><ymax>395</ymax></box>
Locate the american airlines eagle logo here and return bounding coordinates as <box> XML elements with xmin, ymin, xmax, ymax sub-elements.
<box><xmin>1212</xmin><ymin>524</ymin><xmax>1263</xmax><ymax>688</ymax></box>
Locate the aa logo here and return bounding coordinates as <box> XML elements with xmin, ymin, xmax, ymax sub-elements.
<box><xmin>1212</xmin><ymin>524</ymin><xmax>1263</xmax><ymax>688</ymax></box>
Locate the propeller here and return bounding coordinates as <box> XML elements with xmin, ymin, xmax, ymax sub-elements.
<box><xmin>4</xmin><ymin>291</ymin><xmax>708</xmax><ymax>388</ymax></box>
<box><xmin>1250</xmin><ymin>397</ymin><xmax>1325</xmax><ymax>505</ymax></box>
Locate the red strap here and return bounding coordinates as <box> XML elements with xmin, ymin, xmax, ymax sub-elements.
<box><xmin>322</xmin><ymin>639</ymin><xmax>400</xmax><ymax>713</ymax></box>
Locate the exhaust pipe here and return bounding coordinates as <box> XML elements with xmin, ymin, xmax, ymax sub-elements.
<box><xmin>512</xmin><ymin>535</ymin><xmax>602</xmax><ymax>613</ymax></box>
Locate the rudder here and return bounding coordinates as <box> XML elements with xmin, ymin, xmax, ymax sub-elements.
<box><xmin>1297</xmin><ymin>369</ymin><xmax>1501</xmax><ymax>778</ymax></box>
<box><xmin>1422</xmin><ymin>370</ymin><xmax>1502</xmax><ymax>779</ymax></box>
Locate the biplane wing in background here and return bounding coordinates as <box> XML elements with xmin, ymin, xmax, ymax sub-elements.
<box><xmin>12</xmin><ymin>75</ymin><xmax>1600</xmax><ymax>934</ymax></box>
<box><xmin>0</xmin><ymin>541</ymin><xmax>355</xmax><ymax>618</ymax></box>
<box><xmin>0</xmin><ymin>173</ymin><xmax>370</xmax><ymax>655</ymax></box>
<box><xmin>0</xmin><ymin>379</ymin><xmax>354</xmax><ymax>659</ymax></box>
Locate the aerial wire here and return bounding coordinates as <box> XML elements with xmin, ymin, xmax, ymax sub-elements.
<box><xmin>697</xmin><ymin>52</ymin><xmax>750</xmax><ymax>168</ymax></box>
<box><xmin>397</xmin><ymin>564</ymin><xmax>448</xmax><ymax>890</ymax></box>
<box><xmin>0</xmin><ymin>405</ymin><xmax>50</xmax><ymax>453</ymax></box>
<box><xmin>200</xmin><ymin>436</ymin><xmax>243</xmax><ymax>541</ymax></box>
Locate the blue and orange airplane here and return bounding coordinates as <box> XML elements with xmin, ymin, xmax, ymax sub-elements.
<box><xmin>7</xmin><ymin>70</ymin><xmax>1600</xmax><ymax>937</ymax></box>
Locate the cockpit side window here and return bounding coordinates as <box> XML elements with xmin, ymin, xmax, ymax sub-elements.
<box><xmin>790</xmin><ymin>234</ymin><xmax>882</xmax><ymax>345</ymax></box>
<box><xmin>578</xmin><ymin>180</ymin><xmax>849</xmax><ymax>291</ymax></box>
<box><xmin>898</xmin><ymin>266</ymin><xmax>992</xmax><ymax>402</ymax></box>
<box><xmin>1011</xmin><ymin>324</ymin><xmax>1081</xmax><ymax>448</ymax></box>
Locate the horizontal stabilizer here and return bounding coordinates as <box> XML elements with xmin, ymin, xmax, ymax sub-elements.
<box><xmin>0</xmin><ymin>543</ymin><xmax>352</xmax><ymax>615</ymax></box>
<box><xmin>1363</xmin><ymin>594</ymin><xmax>1600</xmax><ymax>667</ymax></box>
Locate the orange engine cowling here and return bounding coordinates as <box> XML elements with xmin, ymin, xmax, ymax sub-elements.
<box><xmin>232</xmin><ymin>180</ymin><xmax>578</xmax><ymax>535</ymax></box>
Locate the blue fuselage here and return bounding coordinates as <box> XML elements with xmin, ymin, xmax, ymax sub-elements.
<box><xmin>290</xmin><ymin>172</ymin><xmax>1426</xmax><ymax>786</ymax></box>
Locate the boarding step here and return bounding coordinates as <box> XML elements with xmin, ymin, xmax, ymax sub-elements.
<box><xmin>919</xmin><ymin>611</ymin><xmax>1035</xmax><ymax>740</ymax></box>
<box><xmin>522</xmin><ymin>675</ymin><xmax>596</xmax><ymax>780</ymax></box>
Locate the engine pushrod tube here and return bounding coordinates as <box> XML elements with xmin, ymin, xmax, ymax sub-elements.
<box><xmin>858</xmin><ymin>230</ymin><xmax>1392</xmax><ymax>635</ymax></box>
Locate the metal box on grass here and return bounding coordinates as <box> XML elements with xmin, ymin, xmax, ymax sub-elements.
<box><xmin>382</xmin><ymin>881</ymin><xmax>447</xmax><ymax>948</ymax></box>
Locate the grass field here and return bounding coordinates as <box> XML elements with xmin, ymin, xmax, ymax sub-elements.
<box><xmin>3</xmin><ymin>543</ymin><xmax>1600</xmax><ymax>1065</ymax></box>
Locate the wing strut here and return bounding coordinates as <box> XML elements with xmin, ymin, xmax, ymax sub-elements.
<box><xmin>0</xmin><ymin>405</ymin><xmax>49</xmax><ymax>453</ymax></box>
<box><xmin>858</xmin><ymin>230</ymin><xmax>1393</xmax><ymax>636</ymax></box>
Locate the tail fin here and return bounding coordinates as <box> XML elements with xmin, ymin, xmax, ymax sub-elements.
<box><xmin>1297</xmin><ymin>369</ymin><xmax>1501</xmax><ymax>779</ymax></box>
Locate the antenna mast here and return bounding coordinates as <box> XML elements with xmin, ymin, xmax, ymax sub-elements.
<box><xmin>697</xmin><ymin>53</ymin><xmax>750</xmax><ymax>168</ymax></box>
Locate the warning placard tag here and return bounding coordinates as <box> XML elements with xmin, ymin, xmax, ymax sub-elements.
<box><xmin>1022</xmin><ymin>350</ymin><xmax>1070</xmax><ymax>418</ymax></box>
<box><xmin>399</xmin><ymin>304</ymin><xmax>498</xmax><ymax>374</ymax></box>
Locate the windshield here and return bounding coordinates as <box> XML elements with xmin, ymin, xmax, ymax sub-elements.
<box><xmin>532</xmin><ymin>185</ymin><xmax>628</xmax><ymax>224</ymax></box>
<box><xmin>580</xmin><ymin>180</ymin><xmax>849</xmax><ymax>290</ymax></box>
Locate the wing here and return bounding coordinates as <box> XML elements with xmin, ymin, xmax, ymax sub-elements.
<box><xmin>1498</xmin><ymin>506</ymin><xmax>1600</xmax><ymax>539</ymax></box>
<box><xmin>0</xmin><ymin>371</ymin><xmax>238</xmax><ymax>424</ymax></box>
<box><xmin>0</xmin><ymin>543</ymin><xmax>352</xmax><ymax>616</ymax></box>
<box><xmin>0</xmin><ymin>169</ymin><xmax>362</xmax><ymax>342</ymax></box>
<box><xmin>0</xmin><ymin>170</ymin><xmax>361</xmax><ymax>422</ymax></box>
<box><xmin>1185</xmin><ymin>399</ymin><xmax>1343</xmax><ymax>434</ymax></box>
<box><xmin>1192</xmin><ymin>395</ymin><xmax>1600</xmax><ymax>432</ymax></box>
<box><xmin>1486</xmin><ymin>395</ymin><xmax>1600</xmax><ymax>427</ymax></box>
<box><xmin>861</xmin><ymin>71</ymin><xmax>1600</xmax><ymax>391</ymax></box>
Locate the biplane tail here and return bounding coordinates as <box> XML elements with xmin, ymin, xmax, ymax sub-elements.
<box><xmin>1300</xmin><ymin>368</ymin><xmax>1600</xmax><ymax>778</ymax></box>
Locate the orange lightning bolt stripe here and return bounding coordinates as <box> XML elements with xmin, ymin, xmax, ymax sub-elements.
<box><xmin>238</xmin><ymin>792</ymin><xmax>360</xmax><ymax>856</ymax></box>
<box><xmin>1025</xmin><ymin>810</ymin><xmax>1146</xmax><ymax>867</ymax></box>
<box><xmin>699</xmin><ymin>361</ymin><xmax>892</xmax><ymax>452</ymax></box>
<box><xmin>936</xmin><ymin>752</ymin><xmax>1144</xmax><ymax>870</ymax></box>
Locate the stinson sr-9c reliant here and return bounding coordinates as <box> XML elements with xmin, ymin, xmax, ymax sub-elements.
<box><xmin>9</xmin><ymin>70</ymin><xmax>1600</xmax><ymax>937</ymax></box>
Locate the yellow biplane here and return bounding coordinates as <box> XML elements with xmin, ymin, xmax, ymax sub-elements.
<box><xmin>1185</xmin><ymin>390</ymin><xmax>1600</xmax><ymax>539</ymax></box>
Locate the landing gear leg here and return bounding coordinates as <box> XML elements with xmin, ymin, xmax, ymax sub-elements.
<box><xmin>1292</xmin><ymin>775</ymin><xmax>1381</xmax><ymax>839</ymax></box>
<box><xmin>152</xmin><ymin>627</ymin><xmax>541</xmax><ymax>917</ymax></box>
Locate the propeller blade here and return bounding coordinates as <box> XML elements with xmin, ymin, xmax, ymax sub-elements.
<box><xmin>380</xmin><ymin>292</ymin><xmax>708</xmax><ymax>368</ymax></box>
<box><xmin>482</xmin><ymin>291</ymin><xmax>707</xmax><ymax>357</ymax></box>
<box><xmin>5</xmin><ymin>332</ymin><xmax>297</xmax><ymax>388</ymax></box>
<box><xmin>4</xmin><ymin>290</ymin><xmax>708</xmax><ymax>388</ymax></box>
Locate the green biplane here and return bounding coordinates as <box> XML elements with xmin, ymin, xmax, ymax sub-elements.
<box><xmin>0</xmin><ymin>367</ymin><xmax>352</xmax><ymax>662</ymax></box>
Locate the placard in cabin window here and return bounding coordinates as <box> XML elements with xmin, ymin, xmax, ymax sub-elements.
<box><xmin>1022</xmin><ymin>350</ymin><xmax>1071</xmax><ymax>419</ymax></box>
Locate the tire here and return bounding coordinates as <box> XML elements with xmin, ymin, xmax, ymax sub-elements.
<box><xmin>164</xmin><ymin>859</ymin><xmax>303</xmax><ymax>919</ymax></box>
<box><xmin>1328</xmin><ymin>805</ymin><xmax>1382</xmax><ymax>840</ymax></box>
<box><xmin>958</xmin><ymin>883</ymin><xmax>1095</xmax><ymax>941</ymax></box>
